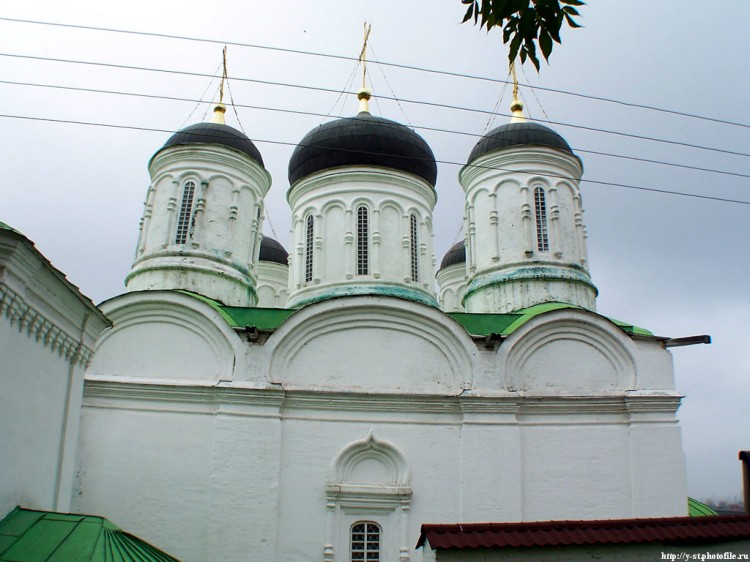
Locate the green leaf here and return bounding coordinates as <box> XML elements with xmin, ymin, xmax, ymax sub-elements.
<box><xmin>509</xmin><ymin>32</ymin><xmax>523</xmax><ymax>62</ymax></box>
<box><xmin>564</xmin><ymin>11</ymin><xmax>582</xmax><ymax>27</ymax></box>
<box><xmin>539</xmin><ymin>28</ymin><xmax>552</xmax><ymax>61</ymax></box>
<box><xmin>560</xmin><ymin>0</ymin><xmax>585</xmax><ymax>5</ymax></box>
<box><xmin>462</xmin><ymin>2</ymin><xmax>475</xmax><ymax>23</ymax></box>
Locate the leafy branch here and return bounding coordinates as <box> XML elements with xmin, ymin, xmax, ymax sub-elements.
<box><xmin>461</xmin><ymin>0</ymin><xmax>585</xmax><ymax>71</ymax></box>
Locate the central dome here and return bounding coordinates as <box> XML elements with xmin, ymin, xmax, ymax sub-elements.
<box><xmin>288</xmin><ymin>111</ymin><xmax>437</xmax><ymax>187</ymax></box>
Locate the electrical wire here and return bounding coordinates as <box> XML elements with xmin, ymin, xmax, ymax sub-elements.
<box><xmin>2</xmin><ymin>15</ymin><xmax>749</xmax><ymax>130</ymax></box>
<box><xmin>1</xmin><ymin>112</ymin><xmax>747</xmax><ymax>206</ymax></box>
<box><xmin>3</xmin><ymin>52</ymin><xmax>750</xmax><ymax>161</ymax></box>
<box><xmin>3</xmin><ymin>77</ymin><xmax>749</xmax><ymax>181</ymax></box>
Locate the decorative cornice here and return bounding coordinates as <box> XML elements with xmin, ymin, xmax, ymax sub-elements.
<box><xmin>464</xmin><ymin>264</ymin><xmax>598</xmax><ymax>301</ymax></box>
<box><xmin>0</xmin><ymin>283</ymin><xmax>94</xmax><ymax>367</ymax></box>
<box><xmin>459</xmin><ymin>145</ymin><xmax>583</xmax><ymax>187</ymax></box>
<box><xmin>83</xmin><ymin>379</ymin><xmax>683</xmax><ymax>417</ymax></box>
<box><xmin>287</xmin><ymin>284</ymin><xmax>439</xmax><ymax>309</ymax></box>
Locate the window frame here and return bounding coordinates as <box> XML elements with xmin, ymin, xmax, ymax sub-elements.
<box><xmin>356</xmin><ymin>205</ymin><xmax>369</xmax><ymax>276</ymax></box>
<box><xmin>305</xmin><ymin>214</ymin><xmax>314</xmax><ymax>283</ymax></box>
<box><xmin>350</xmin><ymin>520</ymin><xmax>381</xmax><ymax>562</ymax></box>
<box><xmin>533</xmin><ymin>186</ymin><xmax>550</xmax><ymax>253</ymax></box>
<box><xmin>409</xmin><ymin>213</ymin><xmax>419</xmax><ymax>282</ymax></box>
<box><xmin>174</xmin><ymin>179</ymin><xmax>197</xmax><ymax>244</ymax></box>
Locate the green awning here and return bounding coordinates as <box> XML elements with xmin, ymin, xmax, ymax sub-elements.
<box><xmin>0</xmin><ymin>507</ymin><xmax>179</xmax><ymax>562</ymax></box>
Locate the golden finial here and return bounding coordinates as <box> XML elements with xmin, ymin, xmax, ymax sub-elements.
<box><xmin>357</xmin><ymin>22</ymin><xmax>373</xmax><ymax>113</ymax></box>
<box><xmin>212</xmin><ymin>45</ymin><xmax>229</xmax><ymax>124</ymax></box>
<box><xmin>509</xmin><ymin>60</ymin><xmax>526</xmax><ymax>123</ymax></box>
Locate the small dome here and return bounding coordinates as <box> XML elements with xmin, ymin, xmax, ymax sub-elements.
<box><xmin>440</xmin><ymin>241</ymin><xmax>466</xmax><ymax>270</ymax></box>
<box><xmin>288</xmin><ymin>112</ymin><xmax>437</xmax><ymax>187</ymax></box>
<box><xmin>259</xmin><ymin>236</ymin><xmax>288</xmax><ymax>265</ymax></box>
<box><xmin>468</xmin><ymin>122</ymin><xmax>573</xmax><ymax>164</ymax></box>
<box><xmin>156</xmin><ymin>122</ymin><xmax>264</xmax><ymax>167</ymax></box>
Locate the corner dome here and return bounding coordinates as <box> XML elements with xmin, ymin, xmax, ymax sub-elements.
<box><xmin>259</xmin><ymin>236</ymin><xmax>289</xmax><ymax>265</ymax></box>
<box><xmin>156</xmin><ymin>122</ymin><xmax>265</xmax><ymax>167</ymax></box>
<box><xmin>288</xmin><ymin>112</ymin><xmax>437</xmax><ymax>187</ymax></box>
<box><xmin>468</xmin><ymin>121</ymin><xmax>573</xmax><ymax>164</ymax></box>
<box><xmin>440</xmin><ymin>241</ymin><xmax>466</xmax><ymax>270</ymax></box>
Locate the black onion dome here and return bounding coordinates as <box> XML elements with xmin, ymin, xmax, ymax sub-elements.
<box><xmin>288</xmin><ymin>112</ymin><xmax>437</xmax><ymax>187</ymax></box>
<box><xmin>258</xmin><ymin>236</ymin><xmax>289</xmax><ymax>265</ymax></box>
<box><xmin>157</xmin><ymin>122</ymin><xmax>264</xmax><ymax>167</ymax></box>
<box><xmin>468</xmin><ymin>121</ymin><xmax>573</xmax><ymax>164</ymax></box>
<box><xmin>440</xmin><ymin>241</ymin><xmax>466</xmax><ymax>270</ymax></box>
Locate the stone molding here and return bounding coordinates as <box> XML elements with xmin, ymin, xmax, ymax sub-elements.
<box><xmin>0</xmin><ymin>283</ymin><xmax>95</xmax><ymax>367</ymax></box>
<box><xmin>83</xmin><ymin>378</ymin><xmax>682</xmax><ymax>417</ymax></box>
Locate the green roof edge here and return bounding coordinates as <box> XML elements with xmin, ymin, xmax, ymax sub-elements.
<box><xmin>688</xmin><ymin>497</ymin><xmax>719</xmax><ymax>517</ymax></box>
<box><xmin>178</xmin><ymin>292</ymin><xmax>653</xmax><ymax>338</ymax></box>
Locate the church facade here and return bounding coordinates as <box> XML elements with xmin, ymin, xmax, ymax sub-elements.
<box><xmin>2</xmin><ymin>89</ymin><xmax>689</xmax><ymax>561</ymax></box>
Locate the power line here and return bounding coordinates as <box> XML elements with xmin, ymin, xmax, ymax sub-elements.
<box><xmin>2</xmin><ymin>15</ymin><xmax>749</xmax><ymax>131</ymax></box>
<box><xmin>3</xmin><ymin>77</ymin><xmax>750</xmax><ymax>181</ymax></box>
<box><xmin>2</xmin><ymin>112</ymin><xmax>747</xmax><ymax>206</ymax></box>
<box><xmin>4</xmin><ymin>51</ymin><xmax>750</xmax><ymax>162</ymax></box>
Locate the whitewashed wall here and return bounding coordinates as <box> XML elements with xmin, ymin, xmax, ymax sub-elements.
<box><xmin>127</xmin><ymin>144</ymin><xmax>271</xmax><ymax>306</ymax></box>
<box><xmin>0</xmin><ymin>229</ymin><xmax>108</xmax><ymax>517</ymax></box>
<box><xmin>76</xmin><ymin>293</ymin><xmax>687</xmax><ymax>562</ymax></box>
<box><xmin>287</xmin><ymin>168</ymin><xmax>437</xmax><ymax>308</ymax></box>
<box><xmin>460</xmin><ymin>147</ymin><xmax>596</xmax><ymax>313</ymax></box>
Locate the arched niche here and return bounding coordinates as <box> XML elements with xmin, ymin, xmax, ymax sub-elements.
<box><xmin>324</xmin><ymin>431</ymin><xmax>412</xmax><ymax>562</ymax></box>
<box><xmin>498</xmin><ymin>309</ymin><xmax>638</xmax><ymax>395</ymax></box>
<box><xmin>88</xmin><ymin>291</ymin><xmax>243</xmax><ymax>381</ymax></box>
<box><xmin>266</xmin><ymin>296</ymin><xmax>475</xmax><ymax>394</ymax></box>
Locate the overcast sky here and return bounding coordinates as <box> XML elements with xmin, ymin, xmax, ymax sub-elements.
<box><xmin>3</xmin><ymin>1</ymin><xmax>748</xmax><ymax>502</ymax></box>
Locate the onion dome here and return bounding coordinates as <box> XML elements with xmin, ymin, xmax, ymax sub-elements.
<box><xmin>288</xmin><ymin>90</ymin><xmax>437</xmax><ymax>187</ymax></box>
<box><xmin>153</xmin><ymin>105</ymin><xmax>264</xmax><ymax>167</ymax></box>
<box><xmin>467</xmin><ymin>121</ymin><xmax>573</xmax><ymax>164</ymax></box>
<box><xmin>440</xmin><ymin>241</ymin><xmax>466</xmax><ymax>270</ymax></box>
<box><xmin>258</xmin><ymin>236</ymin><xmax>289</xmax><ymax>265</ymax></box>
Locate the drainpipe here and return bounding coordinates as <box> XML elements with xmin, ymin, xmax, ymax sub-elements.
<box><xmin>740</xmin><ymin>451</ymin><xmax>750</xmax><ymax>514</ymax></box>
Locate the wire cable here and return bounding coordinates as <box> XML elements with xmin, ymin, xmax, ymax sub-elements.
<box><xmin>3</xmin><ymin>52</ymin><xmax>750</xmax><ymax>161</ymax></box>
<box><xmin>1</xmin><ymin>112</ymin><xmax>747</xmax><ymax>206</ymax></box>
<box><xmin>3</xmin><ymin>77</ymin><xmax>749</xmax><ymax>180</ymax></box>
<box><xmin>2</xmin><ymin>15</ymin><xmax>749</xmax><ymax>130</ymax></box>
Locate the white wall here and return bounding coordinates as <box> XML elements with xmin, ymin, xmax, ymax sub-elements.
<box><xmin>0</xmin><ymin>229</ymin><xmax>108</xmax><ymax>517</ymax></box>
<box><xmin>77</xmin><ymin>294</ymin><xmax>688</xmax><ymax>562</ymax></box>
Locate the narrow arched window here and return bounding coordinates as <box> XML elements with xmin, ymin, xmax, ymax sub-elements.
<box><xmin>305</xmin><ymin>215</ymin><xmax>314</xmax><ymax>283</ymax></box>
<box><xmin>410</xmin><ymin>213</ymin><xmax>419</xmax><ymax>282</ymax></box>
<box><xmin>356</xmin><ymin>205</ymin><xmax>369</xmax><ymax>275</ymax></box>
<box><xmin>175</xmin><ymin>180</ymin><xmax>196</xmax><ymax>244</ymax></box>
<box><xmin>351</xmin><ymin>521</ymin><xmax>380</xmax><ymax>561</ymax></box>
<box><xmin>534</xmin><ymin>186</ymin><xmax>549</xmax><ymax>253</ymax></box>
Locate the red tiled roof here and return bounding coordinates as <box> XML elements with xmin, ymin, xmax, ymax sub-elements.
<box><xmin>417</xmin><ymin>515</ymin><xmax>750</xmax><ymax>550</ymax></box>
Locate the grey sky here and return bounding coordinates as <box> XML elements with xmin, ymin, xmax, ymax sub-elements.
<box><xmin>3</xmin><ymin>0</ymin><xmax>748</xmax><ymax>502</ymax></box>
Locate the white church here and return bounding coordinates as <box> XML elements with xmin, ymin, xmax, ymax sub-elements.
<box><xmin>6</xmin><ymin>74</ymin><xmax>747</xmax><ymax>560</ymax></box>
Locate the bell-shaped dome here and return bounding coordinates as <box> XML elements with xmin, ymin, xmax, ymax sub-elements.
<box><xmin>259</xmin><ymin>236</ymin><xmax>289</xmax><ymax>265</ymax></box>
<box><xmin>154</xmin><ymin>122</ymin><xmax>265</xmax><ymax>168</ymax></box>
<box><xmin>467</xmin><ymin>121</ymin><xmax>573</xmax><ymax>164</ymax></box>
<box><xmin>288</xmin><ymin>111</ymin><xmax>437</xmax><ymax>187</ymax></box>
<box><xmin>440</xmin><ymin>241</ymin><xmax>466</xmax><ymax>270</ymax></box>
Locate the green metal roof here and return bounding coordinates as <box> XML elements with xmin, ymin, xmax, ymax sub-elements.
<box><xmin>0</xmin><ymin>221</ymin><xmax>21</xmax><ymax>234</ymax></box>
<box><xmin>181</xmin><ymin>291</ymin><xmax>297</xmax><ymax>329</ymax></box>
<box><xmin>448</xmin><ymin>302</ymin><xmax>653</xmax><ymax>337</ymax></box>
<box><xmin>0</xmin><ymin>507</ymin><xmax>179</xmax><ymax>562</ymax></box>
<box><xmin>180</xmin><ymin>292</ymin><xmax>653</xmax><ymax>339</ymax></box>
<box><xmin>688</xmin><ymin>497</ymin><xmax>719</xmax><ymax>517</ymax></box>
